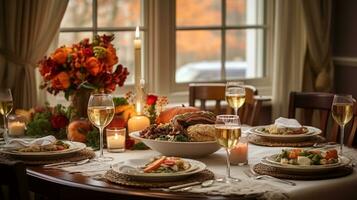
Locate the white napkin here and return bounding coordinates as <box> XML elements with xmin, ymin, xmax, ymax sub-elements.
<box><xmin>274</xmin><ymin>117</ymin><xmax>302</xmax><ymax>129</ymax></box>
<box><xmin>5</xmin><ymin>135</ymin><xmax>57</xmax><ymax>148</ymax></box>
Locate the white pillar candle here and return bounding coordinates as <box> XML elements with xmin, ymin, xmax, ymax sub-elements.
<box><xmin>230</xmin><ymin>142</ymin><xmax>248</xmax><ymax>165</ymax></box>
<box><xmin>127</xmin><ymin>115</ymin><xmax>150</xmax><ymax>133</ymax></box>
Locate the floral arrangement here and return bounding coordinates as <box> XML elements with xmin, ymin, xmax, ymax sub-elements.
<box><xmin>38</xmin><ymin>34</ymin><xmax>129</xmax><ymax>99</ymax></box>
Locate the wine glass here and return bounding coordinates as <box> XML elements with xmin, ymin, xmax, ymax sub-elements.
<box><xmin>331</xmin><ymin>94</ymin><xmax>355</xmax><ymax>155</ymax></box>
<box><xmin>225</xmin><ymin>82</ymin><xmax>245</xmax><ymax>116</ymax></box>
<box><xmin>0</xmin><ymin>88</ymin><xmax>13</xmax><ymax>141</ymax></box>
<box><xmin>87</xmin><ymin>93</ymin><xmax>115</xmax><ymax>162</ymax></box>
<box><xmin>215</xmin><ymin>115</ymin><xmax>242</xmax><ymax>183</ymax></box>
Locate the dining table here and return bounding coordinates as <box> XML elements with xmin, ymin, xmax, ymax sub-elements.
<box><xmin>26</xmin><ymin>142</ymin><xmax>357</xmax><ymax>200</ymax></box>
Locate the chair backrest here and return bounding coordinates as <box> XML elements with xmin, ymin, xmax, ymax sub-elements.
<box><xmin>188</xmin><ymin>83</ymin><xmax>261</xmax><ymax>125</ymax></box>
<box><xmin>288</xmin><ymin>92</ymin><xmax>334</xmax><ymax>138</ymax></box>
<box><xmin>0</xmin><ymin>159</ymin><xmax>29</xmax><ymax>200</ymax></box>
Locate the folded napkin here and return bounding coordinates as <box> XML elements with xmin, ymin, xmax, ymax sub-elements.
<box><xmin>188</xmin><ymin>179</ymin><xmax>288</xmax><ymax>200</ymax></box>
<box><xmin>274</xmin><ymin>117</ymin><xmax>302</xmax><ymax>129</ymax></box>
<box><xmin>5</xmin><ymin>135</ymin><xmax>57</xmax><ymax>148</ymax></box>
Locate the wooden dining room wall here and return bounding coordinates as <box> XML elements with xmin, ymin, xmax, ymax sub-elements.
<box><xmin>332</xmin><ymin>0</ymin><xmax>357</xmax><ymax>98</ymax></box>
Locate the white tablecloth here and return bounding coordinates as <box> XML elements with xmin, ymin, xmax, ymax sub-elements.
<box><xmin>84</xmin><ymin>144</ymin><xmax>356</xmax><ymax>200</ymax></box>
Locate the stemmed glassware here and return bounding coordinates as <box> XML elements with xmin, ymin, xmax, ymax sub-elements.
<box><xmin>0</xmin><ymin>88</ymin><xmax>13</xmax><ymax>141</ymax></box>
<box><xmin>225</xmin><ymin>82</ymin><xmax>245</xmax><ymax>116</ymax></box>
<box><xmin>331</xmin><ymin>95</ymin><xmax>355</xmax><ymax>155</ymax></box>
<box><xmin>87</xmin><ymin>93</ymin><xmax>115</xmax><ymax>162</ymax></box>
<box><xmin>215</xmin><ymin>115</ymin><xmax>241</xmax><ymax>183</ymax></box>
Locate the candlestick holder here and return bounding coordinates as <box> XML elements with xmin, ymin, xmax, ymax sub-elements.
<box><xmin>106</xmin><ymin>128</ymin><xmax>126</xmax><ymax>152</ymax></box>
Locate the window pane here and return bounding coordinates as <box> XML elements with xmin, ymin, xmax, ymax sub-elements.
<box><xmin>176</xmin><ymin>30</ymin><xmax>221</xmax><ymax>83</ymax></box>
<box><xmin>176</xmin><ymin>0</ymin><xmax>221</xmax><ymax>27</ymax></box>
<box><xmin>226</xmin><ymin>0</ymin><xmax>264</xmax><ymax>26</ymax></box>
<box><xmin>61</xmin><ymin>0</ymin><xmax>92</xmax><ymax>28</ymax></box>
<box><xmin>98</xmin><ymin>31</ymin><xmax>144</xmax><ymax>85</ymax></box>
<box><xmin>97</xmin><ymin>0</ymin><xmax>142</xmax><ymax>27</ymax></box>
<box><xmin>58</xmin><ymin>32</ymin><xmax>93</xmax><ymax>46</ymax></box>
<box><xmin>225</xmin><ymin>29</ymin><xmax>264</xmax><ymax>79</ymax></box>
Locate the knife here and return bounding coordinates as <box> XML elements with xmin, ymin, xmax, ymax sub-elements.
<box><xmin>168</xmin><ymin>181</ymin><xmax>201</xmax><ymax>190</ymax></box>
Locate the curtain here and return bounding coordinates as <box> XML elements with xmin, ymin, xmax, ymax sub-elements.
<box><xmin>272</xmin><ymin>0</ymin><xmax>307</xmax><ymax>119</ymax></box>
<box><xmin>302</xmin><ymin>0</ymin><xmax>333</xmax><ymax>92</ymax></box>
<box><xmin>0</xmin><ymin>0</ymin><xmax>68</xmax><ymax>109</ymax></box>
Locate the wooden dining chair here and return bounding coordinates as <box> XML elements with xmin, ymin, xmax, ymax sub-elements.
<box><xmin>288</xmin><ymin>92</ymin><xmax>334</xmax><ymax>139</ymax></box>
<box><xmin>188</xmin><ymin>83</ymin><xmax>266</xmax><ymax>126</ymax></box>
<box><xmin>0</xmin><ymin>159</ymin><xmax>29</xmax><ymax>200</ymax></box>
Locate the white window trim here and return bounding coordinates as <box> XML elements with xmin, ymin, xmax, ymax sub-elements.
<box><xmin>147</xmin><ymin>0</ymin><xmax>275</xmax><ymax>104</ymax></box>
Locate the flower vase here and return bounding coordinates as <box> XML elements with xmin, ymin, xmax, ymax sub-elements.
<box><xmin>71</xmin><ymin>89</ymin><xmax>92</xmax><ymax>118</ymax></box>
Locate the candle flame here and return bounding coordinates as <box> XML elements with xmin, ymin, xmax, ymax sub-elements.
<box><xmin>136</xmin><ymin>101</ymin><xmax>142</xmax><ymax>115</ymax></box>
<box><xmin>114</xmin><ymin>133</ymin><xmax>118</xmax><ymax>139</ymax></box>
<box><xmin>135</xmin><ymin>26</ymin><xmax>140</xmax><ymax>38</ymax></box>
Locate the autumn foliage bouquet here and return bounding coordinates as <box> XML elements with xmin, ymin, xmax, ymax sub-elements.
<box><xmin>38</xmin><ymin>34</ymin><xmax>129</xmax><ymax>99</ymax></box>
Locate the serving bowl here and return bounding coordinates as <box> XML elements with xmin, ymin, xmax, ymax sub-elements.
<box><xmin>130</xmin><ymin>131</ymin><xmax>220</xmax><ymax>158</ymax></box>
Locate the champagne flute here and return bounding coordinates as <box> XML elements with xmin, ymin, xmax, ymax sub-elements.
<box><xmin>331</xmin><ymin>94</ymin><xmax>354</xmax><ymax>155</ymax></box>
<box><xmin>215</xmin><ymin>115</ymin><xmax>242</xmax><ymax>183</ymax></box>
<box><xmin>0</xmin><ymin>88</ymin><xmax>13</xmax><ymax>141</ymax></box>
<box><xmin>87</xmin><ymin>93</ymin><xmax>115</xmax><ymax>162</ymax></box>
<box><xmin>225</xmin><ymin>82</ymin><xmax>245</xmax><ymax>116</ymax></box>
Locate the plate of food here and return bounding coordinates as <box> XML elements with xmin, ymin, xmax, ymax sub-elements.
<box><xmin>111</xmin><ymin>156</ymin><xmax>206</xmax><ymax>182</ymax></box>
<box><xmin>130</xmin><ymin>111</ymin><xmax>220</xmax><ymax>158</ymax></box>
<box><xmin>261</xmin><ymin>148</ymin><xmax>351</xmax><ymax>173</ymax></box>
<box><xmin>0</xmin><ymin>137</ymin><xmax>86</xmax><ymax>159</ymax></box>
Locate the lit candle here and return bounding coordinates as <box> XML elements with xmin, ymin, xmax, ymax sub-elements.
<box><xmin>8</xmin><ymin>121</ymin><xmax>25</xmax><ymax>136</ymax></box>
<box><xmin>127</xmin><ymin>115</ymin><xmax>150</xmax><ymax>133</ymax></box>
<box><xmin>134</xmin><ymin>26</ymin><xmax>142</xmax><ymax>87</ymax></box>
<box><xmin>106</xmin><ymin>128</ymin><xmax>126</xmax><ymax>152</ymax></box>
<box><xmin>229</xmin><ymin>142</ymin><xmax>248</xmax><ymax>165</ymax></box>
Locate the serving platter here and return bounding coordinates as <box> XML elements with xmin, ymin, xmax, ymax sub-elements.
<box><xmin>111</xmin><ymin>158</ymin><xmax>206</xmax><ymax>182</ymax></box>
<box><xmin>0</xmin><ymin>141</ymin><xmax>86</xmax><ymax>159</ymax></box>
<box><xmin>261</xmin><ymin>154</ymin><xmax>351</xmax><ymax>173</ymax></box>
<box><xmin>249</xmin><ymin>125</ymin><xmax>321</xmax><ymax>142</ymax></box>
<box><xmin>130</xmin><ymin>131</ymin><xmax>220</xmax><ymax>158</ymax></box>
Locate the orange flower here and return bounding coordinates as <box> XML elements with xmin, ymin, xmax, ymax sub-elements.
<box><xmin>85</xmin><ymin>57</ymin><xmax>102</xmax><ymax>76</ymax></box>
<box><xmin>52</xmin><ymin>48</ymin><xmax>71</xmax><ymax>64</ymax></box>
<box><xmin>105</xmin><ymin>45</ymin><xmax>118</xmax><ymax>66</ymax></box>
<box><xmin>51</xmin><ymin>72</ymin><xmax>70</xmax><ymax>90</ymax></box>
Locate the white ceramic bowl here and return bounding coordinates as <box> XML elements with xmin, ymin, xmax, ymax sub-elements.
<box><xmin>130</xmin><ymin>131</ymin><xmax>220</xmax><ymax>158</ymax></box>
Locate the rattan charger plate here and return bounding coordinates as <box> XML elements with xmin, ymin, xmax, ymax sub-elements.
<box><xmin>104</xmin><ymin>169</ymin><xmax>215</xmax><ymax>188</ymax></box>
<box><xmin>0</xmin><ymin>149</ymin><xmax>95</xmax><ymax>165</ymax></box>
<box><xmin>253</xmin><ymin>163</ymin><xmax>353</xmax><ymax>180</ymax></box>
<box><xmin>248</xmin><ymin>134</ymin><xmax>326</xmax><ymax>147</ymax></box>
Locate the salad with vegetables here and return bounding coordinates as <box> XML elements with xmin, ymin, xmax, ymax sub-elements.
<box><xmin>141</xmin><ymin>156</ymin><xmax>191</xmax><ymax>173</ymax></box>
<box><xmin>275</xmin><ymin>148</ymin><xmax>339</xmax><ymax>165</ymax></box>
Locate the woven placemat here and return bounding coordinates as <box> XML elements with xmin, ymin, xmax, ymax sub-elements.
<box><xmin>253</xmin><ymin>163</ymin><xmax>353</xmax><ymax>180</ymax></box>
<box><xmin>0</xmin><ymin>149</ymin><xmax>95</xmax><ymax>165</ymax></box>
<box><xmin>248</xmin><ymin>135</ymin><xmax>326</xmax><ymax>147</ymax></box>
<box><xmin>104</xmin><ymin>169</ymin><xmax>215</xmax><ymax>188</ymax></box>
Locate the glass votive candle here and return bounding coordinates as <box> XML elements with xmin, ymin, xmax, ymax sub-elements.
<box><xmin>229</xmin><ymin>134</ymin><xmax>248</xmax><ymax>166</ymax></box>
<box><xmin>106</xmin><ymin>128</ymin><xmax>126</xmax><ymax>153</ymax></box>
<box><xmin>7</xmin><ymin>114</ymin><xmax>26</xmax><ymax>137</ymax></box>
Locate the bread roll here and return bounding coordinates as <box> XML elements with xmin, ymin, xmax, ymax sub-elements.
<box><xmin>187</xmin><ymin>124</ymin><xmax>215</xmax><ymax>142</ymax></box>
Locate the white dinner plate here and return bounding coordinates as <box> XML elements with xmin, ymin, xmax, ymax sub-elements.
<box><xmin>111</xmin><ymin>158</ymin><xmax>206</xmax><ymax>182</ymax></box>
<box><xmin>261</xmin><ymin>154</ymin><xmax>351</xmax><ymax>173</ymax></box>
<box><xmin>249</xmin><ymin>125</ymin><xmax>321</xmax><ymax>142</ymax></box>
<box><xmin>0</xmin><ymin>141</ymin><xmax>86</xmax><ymax>160</ymax></box>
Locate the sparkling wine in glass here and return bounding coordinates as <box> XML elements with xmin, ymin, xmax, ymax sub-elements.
<box><xmin>331</xmin><ymin>95</ymin><xmax>354</xmax><ymax>155</ymax></box>
<box><xmin>87</xmin><ymin>93</ymin><xmax>115</xmax><ymax>162</ymax></box>
<box><xmin>215</xmin><ymin>115</ymin><xmax>242</xmax><ymax>183</ymax></box>
<box><xmin>225</xmin><ymin>82</ymin><xmax>245</xmax><ymax>116</ymax></box>
<box><xmin>0</xmin><ymin>88</ymin><xmax>13</xmax><ymax>141</ymax></box>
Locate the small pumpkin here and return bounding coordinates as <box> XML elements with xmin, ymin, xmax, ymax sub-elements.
<box><xmin>156</xmin><ymin>105</ymin><xmax>200</xmax><ymax>124</ymax></box>
<box><xmin>67</xmin><ymin>120</ymin><xmax>92</xmax><ymax>142</ymax></box>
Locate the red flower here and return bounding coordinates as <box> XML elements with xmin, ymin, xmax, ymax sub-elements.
<box><xmin>50</xmin><ymin>114</ymin><xmax>69</xmax><ymax>129</ymax></box>
<box><xmin>147</xmin><ymin>95</ymin><xmax>158</xmax><ymax>105</ymax></box>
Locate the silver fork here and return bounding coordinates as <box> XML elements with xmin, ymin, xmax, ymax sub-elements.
<box><xmin>244</xmin><ymin>169</ymin><xmax>296</xmax><ymax>186</ymax></box>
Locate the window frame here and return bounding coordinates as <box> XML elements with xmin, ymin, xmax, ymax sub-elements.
<box><xmin>148</xmin><ymin>0</ymin><xmax>275</xmax><ymax>103</ymax></box>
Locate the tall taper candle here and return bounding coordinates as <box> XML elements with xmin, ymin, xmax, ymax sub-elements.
<box><xmin>134</xmin><ymin>26</ymin><xmax>142</xmax><ymax>88</ymax></box>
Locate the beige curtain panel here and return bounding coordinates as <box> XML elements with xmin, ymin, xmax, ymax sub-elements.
<box><xmin>272</xmin><ymin>0</ymin><xmax>307</xmax><ymax>119</ymax></box>
<box><xmin>302</xmin><ymin>0</ymin><xmax>333</xmax><ymax>92</ymax></box>
<box><xmin>0</xmin><ymin>0</ymin><xmax>68</xmax><ymax>109</ymax></box>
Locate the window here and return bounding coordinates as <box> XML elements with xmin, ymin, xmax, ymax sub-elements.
<box><xmin>175</xmin><ymin>0</ymin><xmax>266</xmax><ymax>83</ymax></box>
